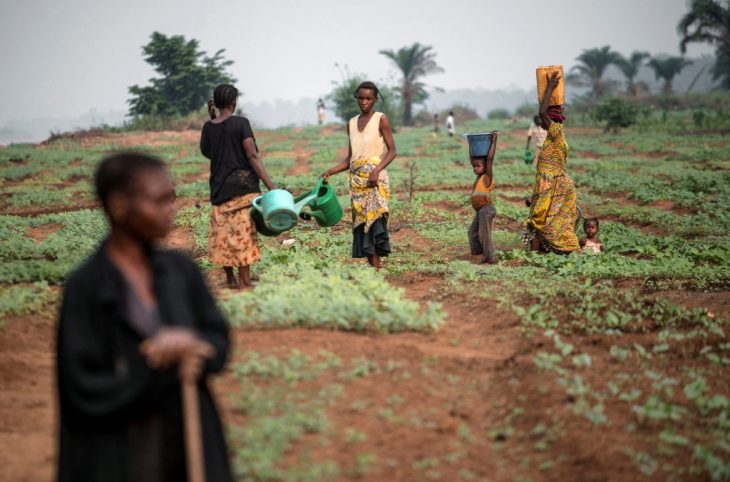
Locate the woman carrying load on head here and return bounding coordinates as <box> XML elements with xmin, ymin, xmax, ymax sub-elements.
<box><xmin>201</xmin><ymin>84</ymin><xmax>277</xmax><ymax>288</ymax></box>
<box><xmin>523</xmin><ymin>72</ymin><xmax>580</xmax><ymax>253</ymax></box>
<box><xmin>321</xmin><ymin>81</ymin><xmax>397</xmax><ymax>270</ymax></box>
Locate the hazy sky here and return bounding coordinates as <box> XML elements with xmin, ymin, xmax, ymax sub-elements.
<box><xmin>0</xmin><ymin>0</ymin><xmax>713</xmax><ymax>125</ymax></box>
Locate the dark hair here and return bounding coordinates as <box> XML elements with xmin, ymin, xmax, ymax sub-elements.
<box><xmin>449</xmin><ymin>111</ymin><xmax>454</xmax><ymax>116</ymax></box>
<box><xmin>583</xmin><ymin>217</ymin><xmax>600</xmax><ymax>229</ymax></box>
<box><xmin>94</xmin><ymin>152</ymin><xmax>166</xmax><ymax>211</ymax></box>
<box><xmin>470</xmin><ymin>156</ymin><xmax>487</xmax><ymax>164</ymax></box>
<box><xmin>353</xmin><ymin>81</ymin><xmax>385</xmax><ymax>102</ymax></box>
<box><xmin>213</xmin><ymin>84</ymin><xmax>238</xmax><ymax>109</ymax></box>
<box><xmin>534</xmin><ymin>114</ymin><xmax>542</xmax><ymax>124</ymax></box>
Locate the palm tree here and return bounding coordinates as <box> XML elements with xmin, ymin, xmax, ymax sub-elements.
<box><xmin>567</xmin><ymin>46</ymin><xmax>621</xmax><ymax>98</ymax></box>
<box><xmin>678</xmin><ymin>0</ymin><xmax>730</xmax><ymax>90</ymax></box>
<box><xmin>615</xmin><ymin>51</ymin><xmax>650</xmax><ymax>96</ymax></box>
<box><xmin>380</xmin><ymin>43</ymin><xmax>444</xmax><ymax>126</ymax></box>
<box><xmin>647</xmin><ymin>55</ymin><xmax>693</xmax><ymax>94</ymax></box>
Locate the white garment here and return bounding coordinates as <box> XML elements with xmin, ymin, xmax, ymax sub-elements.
<box><xmin>446</xmin><ymin>115</ymin><xmax>455</xmax><ymax>134</ymax></box>
<box><xmin>527</xmin><ymin>122</ymin><xmax>547</xmax><ymax>147</ymax></box>
<box><xmin>581</xmin><ymin>238</ymin><xmax>602</xmax><ymax>255</ymax></box>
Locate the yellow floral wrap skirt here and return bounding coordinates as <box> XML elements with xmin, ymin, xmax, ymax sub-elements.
<box><xmin>349</xmin><ymin>156</ymin><xmax>390</xmax><ymax>232</ymax></box>
<box><xmin>523</xmin><ymin>160</ymin><xmax>580</xmax><ymax>253</ymax></box>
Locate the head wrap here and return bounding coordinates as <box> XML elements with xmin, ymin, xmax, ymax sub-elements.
<box><xmin>547</xmin><ymin>105</ymin><xmax>565</xmax><ymax>123</ymax></box>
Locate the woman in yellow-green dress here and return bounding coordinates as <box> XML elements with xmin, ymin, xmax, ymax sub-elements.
<box><xmin>322</xmin><ymin>81</ymin><xmax>397</xmax><ymax>270</ymax></box>
<box><xmin>523</xmin><ymin>72</ymin><xmax>580</xmax><ymax>253</ymax></box>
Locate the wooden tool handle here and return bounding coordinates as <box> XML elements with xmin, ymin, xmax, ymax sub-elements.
<box><xmin>183</xmin><ymin>379</ymin><xmax>206</xmax><ymax>482</ymax></box>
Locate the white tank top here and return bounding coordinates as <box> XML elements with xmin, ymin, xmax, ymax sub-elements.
<box><xmin>349</xmin><ymin>112</ymin><xmax>387</xmax><ymax>161</ymax></box>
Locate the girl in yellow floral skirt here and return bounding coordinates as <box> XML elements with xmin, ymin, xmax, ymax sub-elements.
<box><xmin>523</xmin><ymin>73</ymin><xmax>580</xmax><ymax>253</ymax></box>
<box><xmin>322</xmin><ymin>81</ymin><xmax>398</xmax><ymax>269</ymax></box>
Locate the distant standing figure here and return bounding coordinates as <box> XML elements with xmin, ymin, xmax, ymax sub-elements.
<box><xmin>526</xmin><ymin>114</ymin><xmax>547</xmax><ymax>163</ymax></box>
<box><xmin>321</xmin><ymin>81</ymin><xmax>398</xmax><ymax>269</ymax></box>
<box><xmin>317</xmin><ymin>98</ymin><xmax>326</xmax><ymax>125</ymax></box>
<box><xmin>446</xmin><ymin>111</ymin><xmax>456</xmax><ymax>137</ymax></box>
<box><xmin>201</xmin><ymin>84</ymin><xmax>277</xmax><ymax>288</ymax></box>
<box><xmin>433</xmin><ymin>113</ymin><xmax>440</xmax><ymax>133</ymax></box>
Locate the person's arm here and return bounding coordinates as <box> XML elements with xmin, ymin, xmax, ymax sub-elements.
<box><xmin>200</xmin><ymin>124</ymin><xmax>211</xmax><ymax>159</ymax></box>
<box><xmin>579</xmin><ymin>238</ymin><xmax>586</xmax><ymax>248</ymax></box>
<box><xmin>244</xmin><ymin>137</ymin><xmax>276</xmax><ymax>190</ymax></box>
<box><xmin>239</xmin><ymin>119</ymin><xmax>275</xmax><ymax>190</ymax></box>
<box><xmin>526</xmin><ymin>126</ymin><xmax>533</xmax><ymax>150</ymax></box>
<box><xmin>322</xmin><ymin>123</ymin><xmax>352</xmax><ymax>180</ymax></box>
<box><xmin>484</xmin><ymin>131</ymin><xmax>498</xmax><ymax>185</ymax></box>
<box><xmin>539</xmin><ymin>72</ymin><xmax>560</xmax><ymax>129</ymax></box>
<box><xmin>368</xmin><ymin>114</ymin><xmax>398</xmax><ymax>187</ymax></box>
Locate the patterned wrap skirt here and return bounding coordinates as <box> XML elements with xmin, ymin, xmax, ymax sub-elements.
<box><xmin>208</xmin><ymin>193</ymin><xmax>261</xmax><ymax>267</ymax></box>
<box><xmin>349</xmin><ymin>156</ymin><xmax>390</xmax><ymax>232</ymax></box>
<box><xmin>349</xmin><ymin>157</ymin><xmax>391</xmax><ymax>258</ymax></box>
<box><xmin>523</xmin><ymin>160</ymin><xmax>580</xmax><ymax>253</ymax></box>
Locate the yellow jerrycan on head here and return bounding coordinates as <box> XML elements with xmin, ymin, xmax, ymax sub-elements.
<box><xmin>536</xmin><ymin>65</ymin><xmax>565</xmax><ymax>106</ymax></box>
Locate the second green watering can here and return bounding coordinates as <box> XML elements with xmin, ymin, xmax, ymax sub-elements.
<box><xmin>294</xmin><ymin>179</ymin><xmax>343</xmax><ymax>227</ymax></box>
<box><xmin>251</xmin><ymin>179</ymin><xmax>343</xmax><ymax>234</ymax></box>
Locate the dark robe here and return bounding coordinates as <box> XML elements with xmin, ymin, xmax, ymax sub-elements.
<box><xmin>56</xmin><ymin>246</ymin><xmax>234</xmax><ymax>482</ymax></box>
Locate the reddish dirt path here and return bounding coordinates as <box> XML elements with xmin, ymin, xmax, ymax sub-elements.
<box><xmin>0</xmin><ymin>313</ymin><xmax>57</xmax><ymax>482</ymax></box>
<box><xmin>286</xmin><ymin>140</ymin><xmax>313</xmax><ymax>176</ymax></box>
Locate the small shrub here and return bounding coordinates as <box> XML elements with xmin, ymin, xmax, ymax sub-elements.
<box><xmin>594</xmin><ymin>98</ymin><xmax>644</xmax><ymax>133</ymax></box>
<box><xmin>487</xmin><ymin>108</ymin><xmax>510</xmax><ymax>120</ymax></box>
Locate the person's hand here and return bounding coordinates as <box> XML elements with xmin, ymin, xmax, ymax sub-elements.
<box><xmin>367</xmin><ymin>170</ymin><xmax>379</xmax><ymax>188</ymax></box>
<box><xmin>179</xmin><ymin>340</ymin><xmax>215</xmax><ymax>382</ymax></box>
<box><xmin>321</xmin><ymin>169</ymin><xmax>332</xmax><ymax>183</ymax></box>
<box><xmin>547</xmin><ymin>72</ymin><xmax>561</xmax><ymax>89</ymax></box>
<box><xmin>140</xmin><ymin>327</ymin><xmax>212</xmax><ymax>371</ymax></box>
<box><xmin>207</xmin><ymin>98</ymin><xmax>217</xmax><ymax>119</ymax></box>
<box><xmin>492</xmin><ymin>130</ymin><xmax>499</xmax><ymax>140</ymax></box>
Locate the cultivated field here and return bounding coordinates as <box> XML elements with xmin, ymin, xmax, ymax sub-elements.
<box><xmin>1</xmin><ymin>117</ymin><xmax>729</xmax><ymax>481</ymax></box>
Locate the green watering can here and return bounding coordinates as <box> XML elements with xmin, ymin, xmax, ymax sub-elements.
<box><xmin>251</xmin><ymin>179</ymin><xmax>343</xmax><ymax>236</ymax></box>
<box><xmin>294</xmin><ymin>178</ymin><xmax>343</xmax><ymax>227</ymax></box>
<box><xmin>523</xmin><ymin>150</ymin><xmax>534</xmax><ymax>164</ymax></box>
<box><xmin>251</xmin><ymin>208</ymin><xmax>287</xmax><ymax>237</ymax></box>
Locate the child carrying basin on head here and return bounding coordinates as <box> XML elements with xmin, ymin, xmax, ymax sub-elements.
<box><xmin>468</xmin><ymin>131</ymin><xmax>499</xmax><ymax>264</ymax></box>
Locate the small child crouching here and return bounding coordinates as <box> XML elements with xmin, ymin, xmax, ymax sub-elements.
<box><xmin>580</xmin><ymin>217</ymin><xmax>603</xmax><ymax>254</ymax></box>
<box><xmin>468</xmin><ymin>131</ymin><xmax>499</xmax><ymax>264</ymax></box>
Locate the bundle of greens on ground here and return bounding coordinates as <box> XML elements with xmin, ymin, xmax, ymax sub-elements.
<box><xmin>220</xmin><ymin>245</ymin><xmax>443</xmax><ymax>333</ymax></box>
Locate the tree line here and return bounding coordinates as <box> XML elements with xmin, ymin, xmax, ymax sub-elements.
<box><xmin>125</xmin><ymin>0</ymin><xmax>729</xmax><ymax>127</ymax></box>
